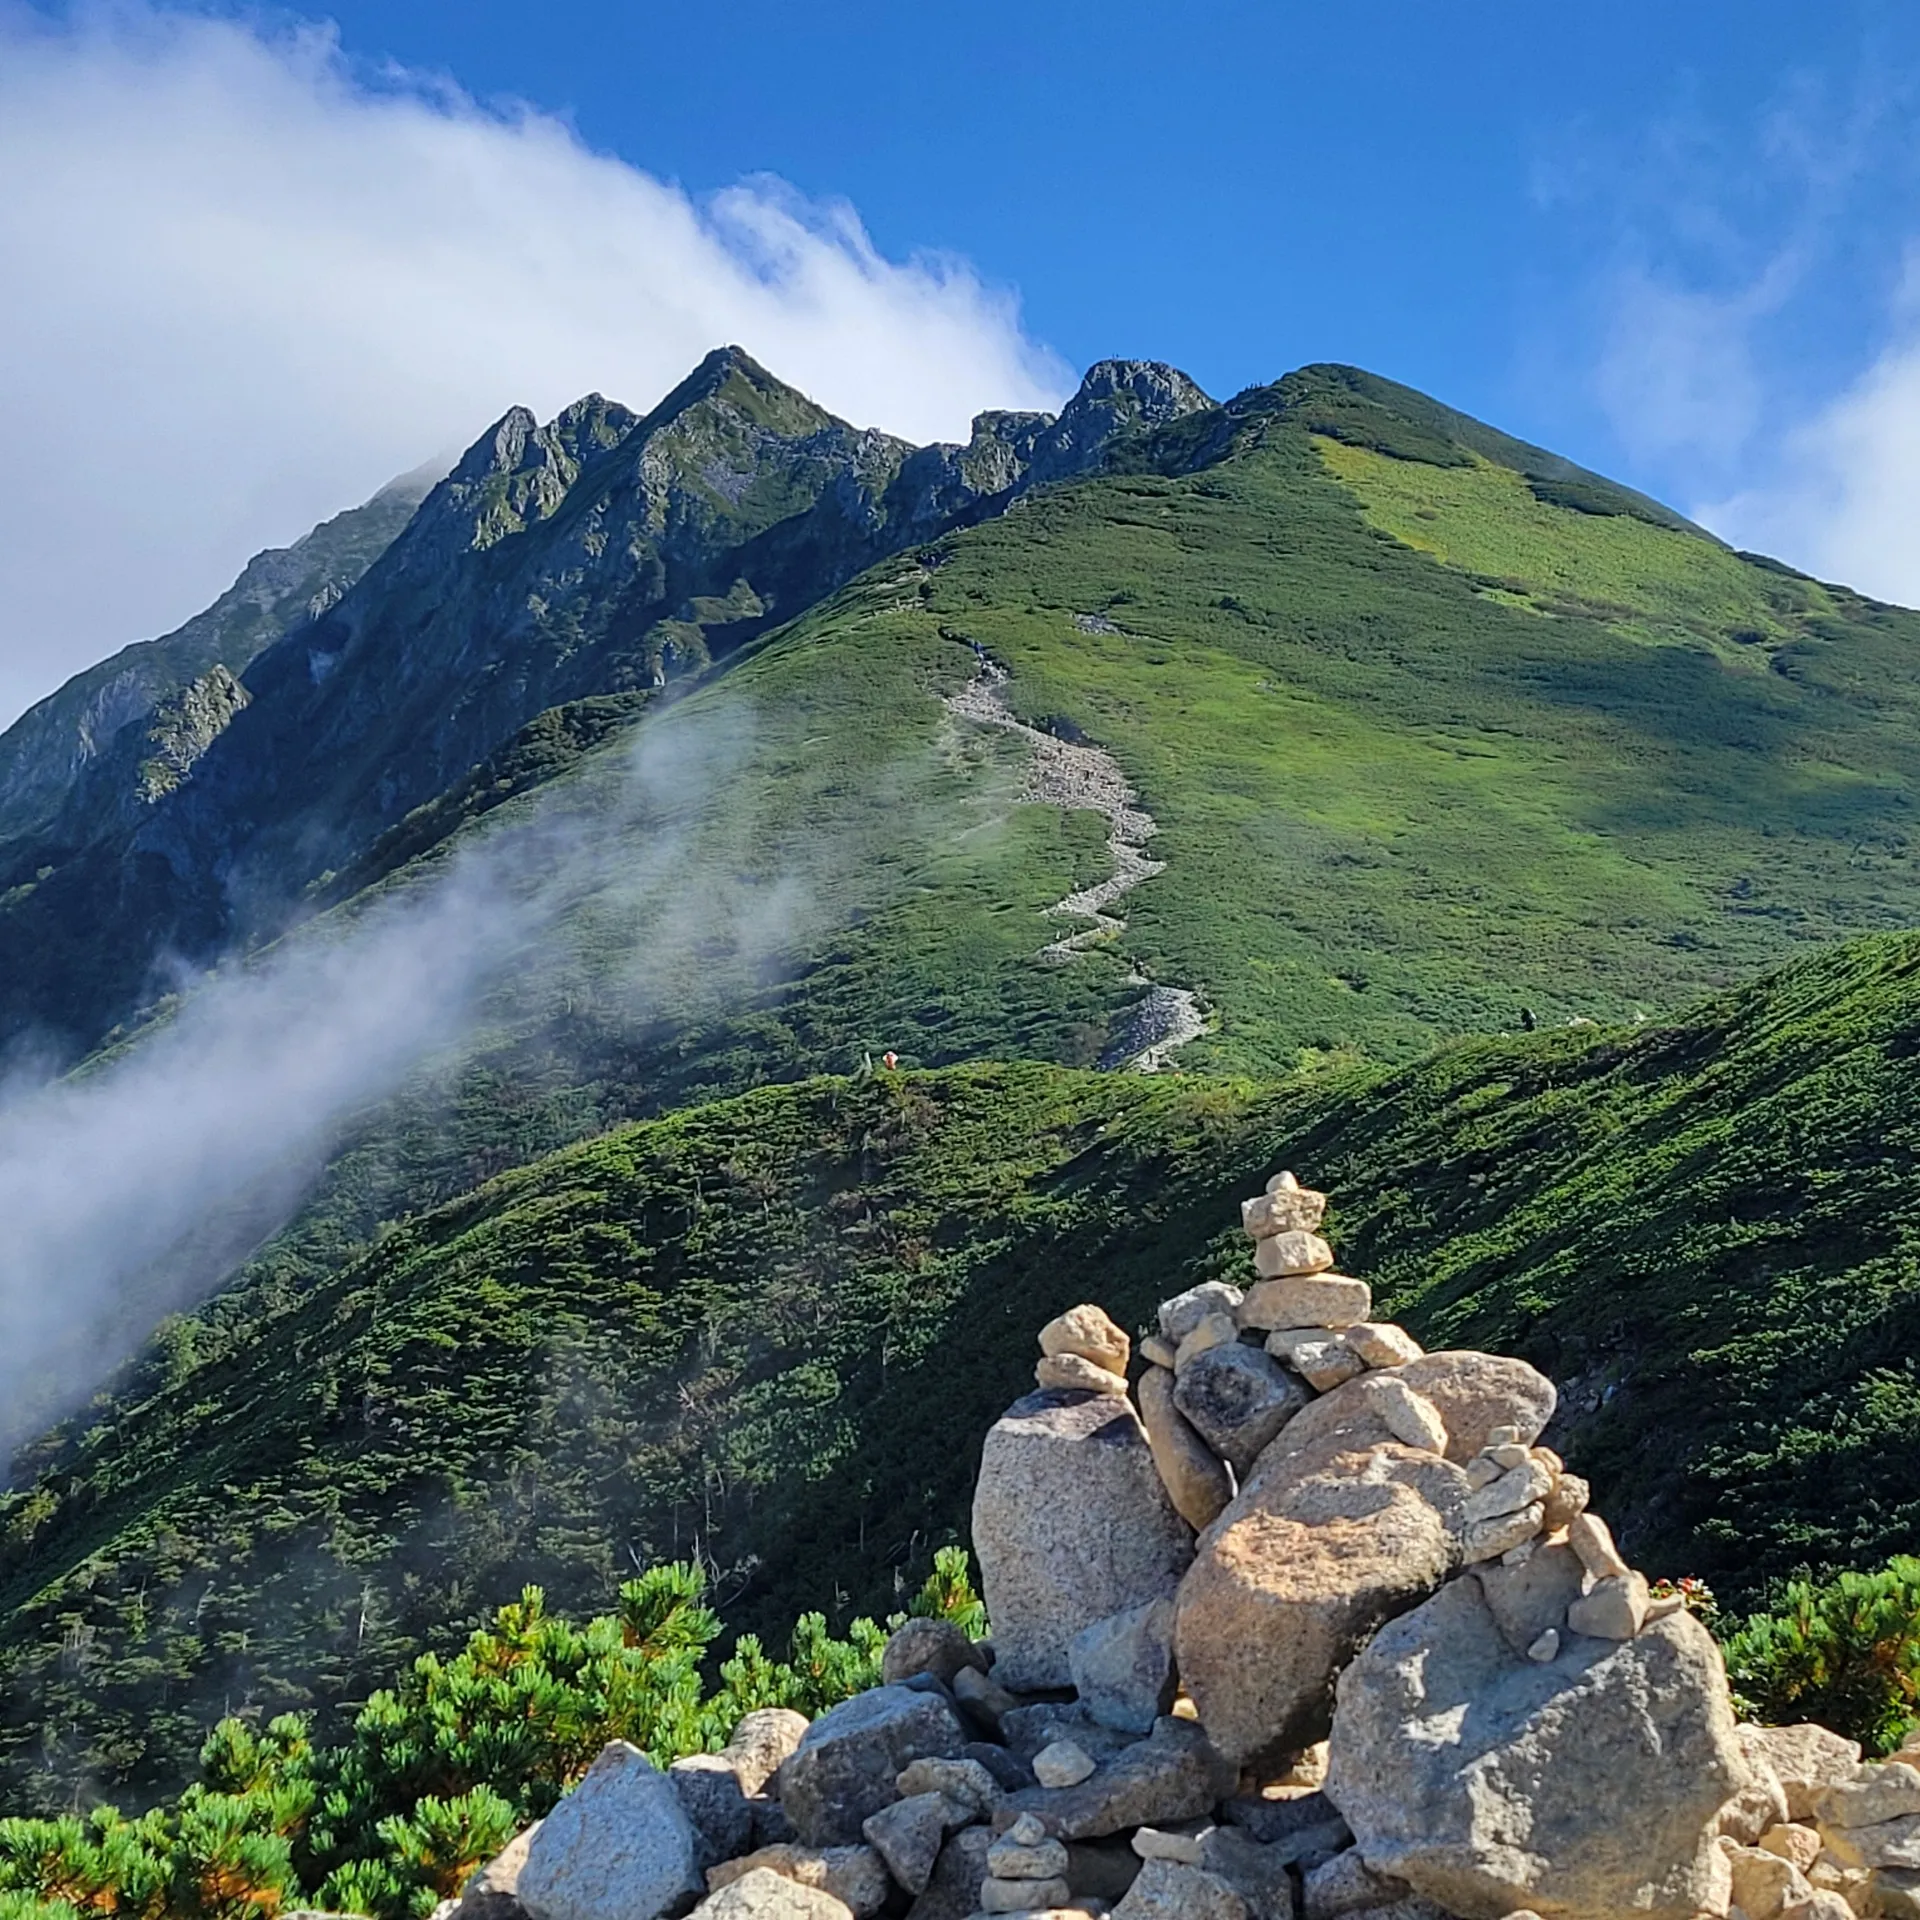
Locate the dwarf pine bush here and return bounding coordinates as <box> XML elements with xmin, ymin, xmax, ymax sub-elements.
<box><xmin>1720</xmin><ymin>1554</ymin><xmax>1920</xmax><ymax>1754</ymax></box>
<box><xmin>0</xmin><ymin>1552</ymin><xmax>984</xmax><ymax>1920</ymax></box>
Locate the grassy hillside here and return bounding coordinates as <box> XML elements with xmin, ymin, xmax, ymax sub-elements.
<box><xmin>82</xmin><ymin>356</ymin><xmax>1920</xmax><ymax>1361</ymax></box>
<box><xmin>13</xmin><ymin>924</ymin><xmax>1920</xmax><ymax>1808</ymax></box>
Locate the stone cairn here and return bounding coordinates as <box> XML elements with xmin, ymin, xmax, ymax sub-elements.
<box><xmin>448</xmin><ymin>1175</ymin><xmax>1920</xmax><ymax>1920</ymax></box>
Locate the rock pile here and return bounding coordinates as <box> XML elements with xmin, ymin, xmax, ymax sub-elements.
<box><xmin>446</xmin><ymin>1172</ymin><xmax>1902</xmax><ymax>1920</ymax></box>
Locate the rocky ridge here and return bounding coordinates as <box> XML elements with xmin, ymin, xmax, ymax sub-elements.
<box><xmin>440</xmin><ymin>1175</ymin><xmax>1909</xmax><ymax>1920</ymax></box>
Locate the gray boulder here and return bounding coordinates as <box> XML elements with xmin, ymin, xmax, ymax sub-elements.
<box><xmin>517</xmin><ymin>1741</ymin><xmax>703</xmax><ymax>1920</ymax></box>
<box><xmin>1173</xmin><ymin>1345</ymin><xmax>1310</xmax><ymax>1477</ymax></box>
<box><xmin>972</xmin><ymin>1390</ymin><xmax>1193</xmax><ymax>1690</ymax></box>
<box><xmin>1301</xmin><ymin>1850</ymin><xmax>1445</xmax><ymax>1920</ymax></box>
<box><xmin>1112</xmin><ymin>1858</ymin><xmax>1250</xmax><ymax>1920</ymax></box>
<box><xmin>776</xmin><ymin>1685</ymin><xmax>968</xmax><ymax>1848</ymax></box>
<box><xmin>882</xmin><ymin>1618</ymin><xmax>982</xmax><ymax>1689</ymax></box>
<box><xmin>1176</xmin><ymin>1433</ymin><xmax>1469</xmax><ymax>1767</ymax></box>
<box><xmin>905</xmin><ymin>1825</ymin><xmax>994</xmax><ymax>1920</ymax></box>
<box><xmin>725</xmin><ymin>1710</ymin><xmax>812</xmax><ymax>1797</ymax></box>
<box><xmin>451</xmin><ymin>1821</ymin><xmax>541</xmax><ymax>1920</ymax></box>
<box><xmin>1159</xmin><ymin>1282</ymin><xmax>1246</xmax><ymax>1343</ymax></box>
<box><xmin>1324</xmin><ymin>1577</ymin><xmax>1754</xmax><ymax>1920</ymax></box>
<box><xmin>861</xmin><ymin>1791</ymin><xmax>957</xmax><ymax>1896</ymax></box>
<box><xmin>671</xmin><ymin>1756</ymin><xmax>754</xmax><ymax>1869</ymax></box>
<box><xmin>1070</xmin><ymin>1596</ymin><xmax>1178</xmax><ymax>1734</ymax></box>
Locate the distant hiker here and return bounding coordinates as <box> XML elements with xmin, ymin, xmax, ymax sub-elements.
<box><xmin>883</xmin><ymin>1051</ymin><xmax>899</xmax><ymax>1070</ymax></box>
<box><xmin>1520</xmin><ymin>1007</ymin><xmax>1538</xmax><ymax>1031</ymax></box>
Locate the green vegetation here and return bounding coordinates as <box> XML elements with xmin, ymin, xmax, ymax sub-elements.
<box><xmin>16</xmin><ymin>356</ymin><xmax>1920</xmax><ymax>1823</ymax></box>
<box><xmin>1724</xmin><ymin>1557</ymin><xmax>1920</xmax><ymax>1754</ymax></box>
<box><xmin>0</xmin><ymin>1552</ymin><xmax>981</xmax><ymax>1920</ymax></box>
<box><xmin>15</xmin><ymin>919</ymin><xmax>1920</xmax><ymax>1807</ymax></box>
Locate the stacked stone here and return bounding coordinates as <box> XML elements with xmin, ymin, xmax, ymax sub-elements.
<box><xmin>441</xmin><ymin>1171</ymin><xmax>1894</xmax><ymax>1920</ymax></box>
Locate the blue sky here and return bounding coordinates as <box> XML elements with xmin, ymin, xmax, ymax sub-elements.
<box><xmin>279</xmin><ymin>0</ymin><xmax>1920</xmax><ymax>503</ymax></box>
<box><xmin>3</xmin><ymin>0</ymin><xmax>1920</xmax><ymax>719</ymax></box>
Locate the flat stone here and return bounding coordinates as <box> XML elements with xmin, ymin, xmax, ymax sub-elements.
<box><xmin>1159</xmin><ymin>1283</ymin><xmax>1245</xmax><ymax>1344</ymax></box>
<box><xmin>1243</xmin><ymin>1174</ymin><xmax>1327</xmax><ymax>1238</ymax></box>
<box><xmin>897</xmin><ymin>1757</ymin><xmax>1001</xmax><ymax>1816</ymax></box>
<box><xmin>980</xmin><ymin>1875</ymin><xmax>1071</xmax><ymax>1912</ymax></box>
<box><xmin>972</xmin><ymin>1391</ymin><xmax>1193</xmax><ymax>1691</ymax></box>
<box><xmin>1460</xmin><ymin>1503</ymin><xmax>1544</xmax><ymax>1564</ymax></box>
<box><xmin>1174</xmin><ymin>1312</ymin><xmax>1242</xmax><ymax>1371</ymax></box>
<box><xmin>884</xmin><ymin>1619</ymin><xmax>985</xmax><ymax>1690</ymax></box>
<box><xmin>1137</xmin><ymin>1366</ymin><xmax>1234</xmax><ymax>1533</ymax></box>
<box><xmin>1251</xmin><ymin>1232</ymin><xmax>1334</xmax><ymax>1280</ymax></box>
<box><xmin>1567</xmin><ymin>1570</ymin><xmax>1649</xmax><ymax>1640</ymax></box>
<box><xmin>1139</xmin><ymin>1336</ymin><xmax>1177</xmax><ymax>1370</ymax></box>
<box><xmin>672</xmin><ymin>1755</ymin><xmax>754</xmax><ymax>1869</ymax></box>
<box><xmin>518</xmin><ymin>1741</ymin><xmax>704</xmax><ymax>1920</ymax></box>
<box><xmin>1176</xmin><ymin>1434</ymin><xmax>1468</xmax><ymax>1767</ymax></box>
<box><xmin>1526</xmin><ymin>1629</ymin><xmax>1559</xmax><ymax>1662</ymax></box>
<box><xmin>995</xmin><ymin>1718</ymin><xmax>1236</xmax><ymax>1841</ymax></box>
<box><xmin>1070</xmin><ymin>1596</ymin><xmax>1177</xmax><ymax>1735</ymax></box>
<box><xmin>1035</xmin><ymin>1354</ymin><xmax>1129</xmax><ymax>1396</ymax></box>
<box><xmin>1341</xmin><ymin>1323</ymin><xmax>1423</xmax><ymax>1369</ymax></box>
<box><xmin>1472</xmin><ymin>1539</ymin><xmax>1584</xmax><ymax>1657</ymax></box>
<box><xmin>987</xmin><ymin>1833</ymin><xmax>1071</xmax><ymax>1880</ymax></box>
<box><xmin>1324</xmin><ymin>1583</ymin><xmax>1756</xmax><ymax>1920</ymax></box>
<box><xmin>710</xmin><ymin>1848</ymin><xmax>890</xmax><ymax>1919</ymax></box>
<box><xmin>1742</xmin><ymin>1723</ymin><xmax>1863</xmax><ymax>1821</ymax></box>
<box><xmin>1816</xmin><ymin>1813</ymin><xmax>1920</xmax><ymax>1872</ymax></box>
<box><xmin>1817</xmin><ymin>1761</ymin><xmax>1920</xmax><ymax>1828</ymax></box>
<box><xmin>951</xmin><ymin>1666</ymin><xmax>1021</xmax><ymax>1735</ymax></box>
<box><xmin>1032</xmin><ymin>1741</ymin><xmax>1098</xmax><ymax>1789</ymax></box>
<box><xmin>1390</xmin><ymin>1351</ymin><xmax>1557</xmax><ymax>1462</ymax></box>
<box><xmin>863</xmin><ymin>1792</ymin><xmax>956</xmax><ymax>1897</ymax></box>
<box><xmin>726</xmin><ymin>1710</ymin><xmax>813</xmax><ymax>1797</ymax></box>
<box><xmin>1039</xmin><ymin>1305</ymin><xmax>1130</xmax><ymax>1375</ymax></box>
<box><xmin>998</xmin><ymin>1704</ymin><xmax>1136</xmax><ymax>1769</ymax></box>
<box><xmin>1239</xmin><ymin>1276</ymin><xmax>1369</xmax><ymax>1331</ymax></box>
<box><xmin>1463</xmin><ymin>1457</ymin><xmax>1553</xmax><ymax>1523</ymax></box>
<box><xmin>1371</xmin><ymin>1379</ymin><xmax>1446</xmax><ymax>1453</ymax></box>
<box><xmin>1567</xmin><ymin>1511</ymin><xmax>1629</xmax><ymax>1581</ymax></box>
<box><xmin>1173</xmin><ymin>1344</ymin><xmax>1311</xmax><ymax>1477</ymax></box>
<box><xmin>690</xmin><ymin>1868</ymin><xmax>852</xmax><ymax>1920</ymax></box>
<box><xmin>776</xmin><ymin>1685</ymin><xmax>968</xmax><ymax>1847</ymax></box>
<box><xmin>1111</xmin><ymin>1859</ymin><xmax>1249</xmax><ymax>1920</ymax></box>
<box><xmin>1286</xmin><ymin>1340</ymin><xmax>1365</xmax><ymax>1393</ymax></box>
<box><xmin>904</xmin><ymin>1828</ymin><xmax>994</xmax><ymax>1920</ymax></box>
<box><xmin>1130</xmin><ymin>1825</ymin><xmax>1208</xmax><ymax>1863</ymax></box>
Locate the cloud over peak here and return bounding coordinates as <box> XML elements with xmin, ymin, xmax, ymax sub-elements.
<box><xmin>0</xmin><ymin>3</ymin><xmax>1071</xmax><ymax>727</ymax></box>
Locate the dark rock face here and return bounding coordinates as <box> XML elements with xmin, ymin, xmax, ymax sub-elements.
<box><xmin>0</xmin><ymin>348</ymin><xmax>1215</xmax><ymax>1062</ymax></box>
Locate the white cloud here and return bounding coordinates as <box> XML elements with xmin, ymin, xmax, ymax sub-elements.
<box><xmin>1702</xmin><ymin>321</ymin><xmax>1920</xmax><ymax>605</ymax></box>
<box><xmin>0</xmin><ymin>3</ymin><xmax>1071</xmax><ymax>727</ymax></box>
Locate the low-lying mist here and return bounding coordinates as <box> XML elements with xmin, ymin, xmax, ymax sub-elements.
<box><xmin>0</xmin><ymin>703</ymin><xmax>813</xmax><ymax>1466</ymax></box>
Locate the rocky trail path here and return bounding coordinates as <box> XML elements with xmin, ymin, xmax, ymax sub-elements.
<box><xmin>944</xmin><ymin>658</ymin><xmax>1205</xmax><ymax>1071</ymax></box>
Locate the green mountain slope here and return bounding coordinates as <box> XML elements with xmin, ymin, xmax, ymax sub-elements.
<box><xmin>11</xmin><ymin>925</ymin><xmax>1920</xmax><ymax>1808</ymax></box>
